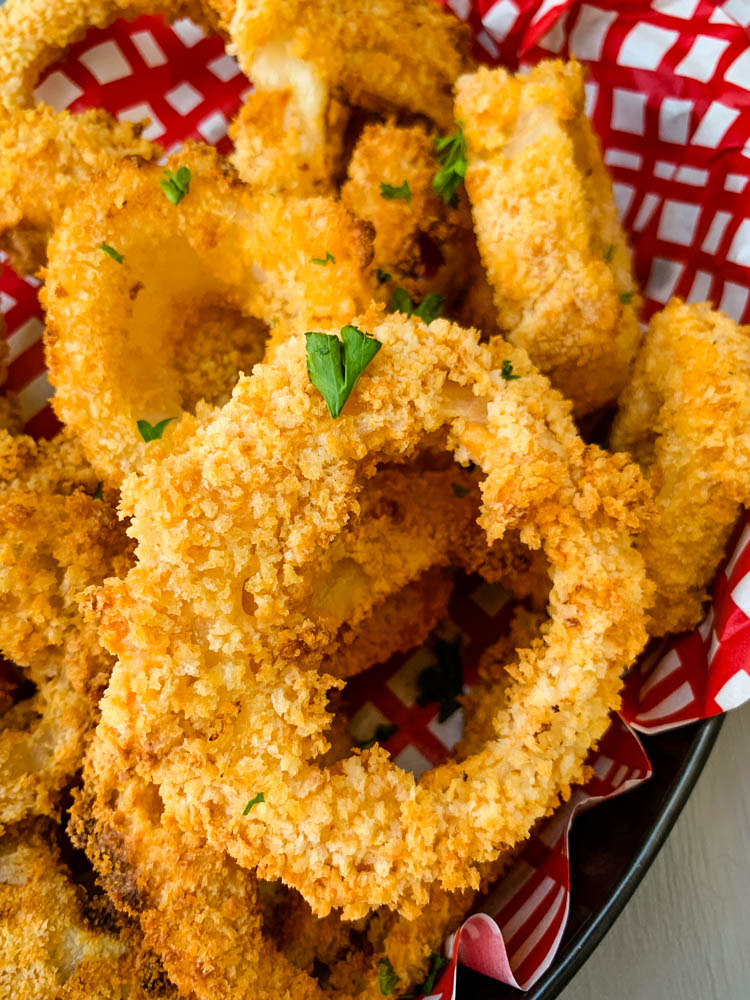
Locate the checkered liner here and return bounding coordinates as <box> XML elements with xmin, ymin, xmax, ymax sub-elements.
<box><xmin>0</xmin><ymin>1</ymin><xmax>749</xmax><ymax>995</ymax></box>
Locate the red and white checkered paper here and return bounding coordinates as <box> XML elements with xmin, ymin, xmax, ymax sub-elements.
<box><xmin>1</xmin><ymin>2</ymin><xmax>749</xmax><ymax>995</ymax></box>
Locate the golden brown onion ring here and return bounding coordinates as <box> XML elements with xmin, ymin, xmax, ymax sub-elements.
<box><xmin>42</xmin><ymin>145</ymin><xmax>373</xmax><ymax>486</ymax></box>
<box><xmin>611</xmin><ymin>298</ymin><xmax>750</xmax><ymax>636</ymax></box>
<box><xmin>455</xmin><ymin>60</ymin><xmax>641</xmax><ymax>414</ymax></box>
<box><xmin>95</xmin><ymin>312</ymin><xmax>650</xmax><ymax>919</ymax></box>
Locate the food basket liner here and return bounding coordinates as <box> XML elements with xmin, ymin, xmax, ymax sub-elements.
<box><xmin>1</xmin><ymin>1</ymin><xmax>749</xmax><ymax>994</ymax></box>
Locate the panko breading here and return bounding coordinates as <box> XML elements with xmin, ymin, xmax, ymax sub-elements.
<box><xmin>0</xmin><ymin>821</ymin><xmax>177</xmax><ymax>1000</ymax></box>
<box><xmin>43</xmin><ymin>145</ymin><xmax>373</xmax><ymax>485</ymax></box>
<box><xmin>611</xmin><ymin>299</ymin><xmax>750</xmax><ymax>636</ymax></box>
<box><xmin>0</xmin><ymin>491</ymin><xmax>132</xmax><ymax>826</ymax></box>
<box><xmin>455</xmin><ymin>60</ymin><xmax>641</xmax><ymax>413</ymax></box>
<box><xmin>93</xmin><ymin>313</ymin><xmax>650</xmax><ymax>920</ymax></box>
<box><xmin>0</xmin><ymin>428</ymin><xmax>103</xmax><ymax>496</ymax></box>
<box><xmin>0</xmin><ymin>106</ymin><xmax>159</xmax><ymax>274</ymax></box>
<box><xmin>229</xmin><ymin>0</ymin><xmax>472</xmax><ymax>130</ymax></box>
<box><xmin>229</xmin><ymin>75</ymin><xmax>350</xmax><ymax>195</ymax></box>
<box><xmin>342</xmin><ymin>121</ymin><xmax>479</xmax><ymax>314</ymax></box>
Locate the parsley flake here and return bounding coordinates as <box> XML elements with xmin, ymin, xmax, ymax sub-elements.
<box><xmin>243</xmin><ymin>792</ymin><xmax>265</xmax><ymax>816</ymax></box>
<box><xmin>312</xmin><ymin>251</ymin><xmax>336</xmax><ymax>266</ymax></box>
<box><xmin>380</xmin><ymin>180</ymin><xmax>411</xmax><ymax>202</ymax></box>
<box><xmin>501</xmin><ymin>360</ymin><xmax>521</xmax><ymax>381</ymax></box>
<box><xmin>417</xmin><ymin>637</ymin><xmax>463</xmax><ymax>722</ymax></box>
<box><xmin>92</xmin><ymin>482</ymin><xmax>104</xmax><ymax>501</ymax></box>
<box><xmin>305</xmin><ymin>325</ymin><xmax>382</xmax><ymax>419</ymax></box>
<box><xmin>378</xmin><ymin>957</ymin><xmax>400</xmax><ymax>995</ymax></box>
<box><xmin>451</xmin><ymin>482</ymin><xmax>470</xmax><ymax>499</ymax></box>
<box><xmin>99</xmin><ymin>242</ymin><xmax>124</xmax><ymax>263</ymax></box>
<box><xmin>390</xmin><ymin>288</ymin><xmax>444</xmax><ymax>325</ymax></box>
<box><xmin>604</xmin><ymin>243</ymin><xmax>615</xmax><ymax>263</ymax></box>
<box><xmin>376</xmin><ymin>268</ymin><xmax>392</xmax><ymax>284</ymax></box>
<box><xmin>619</xmin><ymin>290</ymin><xmax>634</xmax><ymax>305</ymax></box>
<box><xmin>160</xmin><ymin>166</ymin><xmax>192</xmax><ymax>205</ymax></box>
<box><xmin>137</xmin><ymin>417</ymin><xmax>176</xmax><ymax>442</ymax></box>
<box><xmin>402</xmin><ymin>953</ymin><xmax>451</xmax><ymax>998</ymax></box>
<box><xmin>433</xmin><ymin>125</ymin><xmax>467</xmax><ymax>206</ymax></box>
<box><xmin>354</xmin><ymin>722</ymin><xmax>398</xmax><ymax>751</ymax></box>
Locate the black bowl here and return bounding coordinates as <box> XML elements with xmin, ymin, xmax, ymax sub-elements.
<box><xmin>458</xmin><ymin>714</ymin><xmax>724</xmax><ymax>998</ymax></box>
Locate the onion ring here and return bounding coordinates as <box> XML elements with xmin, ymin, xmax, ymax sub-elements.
<box><xmin>611</xmin><ymin>298</ymin><xmax>750</xmax><ymax>637</ymax></box>
<box><xmin>454</xmin><ymin>59</ymin><xmax>641</xmax><ymax>414</ymax></box>
<box><xmin>95</xmin><ymin>312</ymin><xmax>650</xmax><ymax>919</ymax></box>
<box><xmin>0</xmin><ymin>490</ymin><xmax>132</xmax><ymax>826</ymax></box>
<box><xmin>42</xmin><ymin>145</ymin><xmax>373</xmax><ymax>485</ymax></box>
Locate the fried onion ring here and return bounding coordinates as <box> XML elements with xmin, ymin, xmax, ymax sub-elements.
<box><xmin>43</xmin><ymin>145</ymin><xmax>373</xmax><ymax>485</ymax></box>
<box><xmin>95</xmin><ymin>312</ymin><xmax>650</xmax><ymax>919</ymax></box>
<box><xmin>0</xmin><ymin>491</ymin><xmax>132</xmax><ymax>826</ymax></box>
<box><xmin>611</xmin><ymin>298</ymin><xmax>750</xmax><ymax>637</ymax></box>
<box><xmin>454</xmin><ymin>60</ymin><xmax>641</xmax><ymax>414</ymax></box>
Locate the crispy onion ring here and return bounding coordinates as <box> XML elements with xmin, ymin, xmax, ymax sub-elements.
<box><xmin>612</xmin><ymin>298</ymin><xmax>750</xmax><ymax>637</ymax></box>
<box><xmin>42</xmin><ymin>146</ymin><xmax>373</xmax><ymax>485</ymax></box>
<box><xmin>0</xmin><ymin>490</ymin><xmax>132</xmax><ymax>826</ymax></box>
<box><xmin>454</xmin><ymin>60</ymin><xmax>640</xmax><ymax>414</ymax></box>
<box><xmin>96</xmin><ymin>313</ymin><xmax>650</xmax><ymax>919</ymax></box>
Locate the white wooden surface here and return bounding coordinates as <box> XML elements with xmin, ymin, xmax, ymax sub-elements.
<box><xmin>559</xmin><ymin>706</ymin><xmax>750</xmax><ymax>1000</ymax></box>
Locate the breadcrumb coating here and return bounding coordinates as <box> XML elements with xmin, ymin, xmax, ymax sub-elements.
<box><xmin>43</xmin><ymin>145</ymin><xmax>373</xmax><ymax>485</ymax></box>
<box><xmin>94</xmin><ymin>313</ymin><xmax>650</xmax><ymax>919</ymax></box>
<box><xmin>0</xmin><ymin>106</ymin><xmax>159</xmax><ymax>274</ymax></box>
<box><xmin>229</xmin><ymin>0</ymin><xmax>473</xmax><ymax>130</ymax></box>
<box><xmin>611</xmin><ymin>299</ymin><xmax>750</xmax><ymax>636</ymax></box>
<box><xmin>0</xmin><ymin>491</ymin><xmax>132</xmax><ymax>826</ymax></box>
<box><xmin>0</xmin><ymin>821</ymin><xmax>177</xmax><ymax>1000</ymax></box>
<box><xmin>0</xmin><ymin>428</ymin><xmax>103</xmax><ymax>496</ymax></box>
<box><xmin>455</xmin><ymin>60</ymin><xmax>641</xmax><ymax>413</ymax></box>
<box><xmin>342</xmin><ymin>121</ymin><xmax>480</xmax><ymax>316</ymax></box>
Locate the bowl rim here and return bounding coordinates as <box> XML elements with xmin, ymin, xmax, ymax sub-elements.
<box><xmin>525</xmin><ymin>713</ymin><xmax>725</xmax><ymax>999</ymax></box>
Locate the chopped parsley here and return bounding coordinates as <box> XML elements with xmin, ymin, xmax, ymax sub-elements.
<box><xmin>243</xmin><ymin>792</ymin><xmax>265</xmax><ymax>816</ymax></box>
<box><xmin>311</xmin><ymin>251</ymin><xmax>336</xmax><ymax>266</ymax></box>
<box><xmin>451</xmin><ymin>482</ymin><xmax>470</xmax><ymax>499</ymax></box>
<box><xmin>137</xmin><ymin>417</ymin><xmax>176</xmax><ymax>442</ymax></box>
<box><xmin>619</xmin><ymin>290</ymin><xmax>634</xmax><ymax>305</ymax></box>
<box><xmin>354</xmin><ymin>722</ymin><xmax>398</xmax><ymax>751</ymax></box>
<box><xmin>501</xmin><ymin>360</ymin><xmax>521</xmax><ymax>381</ymax></box>
<box><xmin>380</xmin><ymin>180</ymin><xmax>411</xmax><ymax>202</ymax></box>
<box><xmin>433</xmin><ymin>125</ymin><xmax>467</xmax><ymax>206</ymax></box>
<box><xmin>160</xmin><ymin>165</ymin><xmax>192</xmax><ymax>205</ymax></box>
<box><xmin>376</xmin><ymin>268</ymin><xmax>392</xmax><ymax>285</ymax></box>
<box><xmin>305</xmin><ymin>325</ymin><xmax>382</xmax><ymax>419</ymax></box>
<box><xmin>378</xmin><ymin>957</ymin><xmax>400</xmax><ymax>995</ymax></box>
<box><xmin>417</xmin><ymin>637</ymin><xmax>463</xmax><ymax>722</ymax></box>
<box><xmin>390</xmin><ymin>288</ymin><xmax>444</xmax><ymax>325</ymax></box>
<box><xmin>99</xmin><ymin>242</ymin><xmax>124</xmax><ymax>263</ymax></box>
<box><xmin>604</xmin><ymin>243</ymin><xmax>615</xmax><ymax>263</ymax></box>
<box><xmin>403</xmin><ymin>953</ymin><xmax>451</xmax><ymax>998</ymax></box>
<box><xmin>92</xmin><ymin>482</ymin><xmax>104</xmax><ymax>501</ymax></box>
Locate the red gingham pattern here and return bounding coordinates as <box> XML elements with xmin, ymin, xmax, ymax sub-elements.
<box><xmin>1</xmin><ymin>3</ymin><xmax>749</xmax><ymax>994</ymax></box>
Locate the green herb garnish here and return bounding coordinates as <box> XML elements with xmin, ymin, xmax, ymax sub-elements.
<box><xmin>137</xmin><ymin>417</ymin><xmax>176</xmax><ymax>442</ymax></box>
<box><xmin>433</xmin><ymin>125</ymin><xmax>467</xmax><ymax>206</ymax></box>
<box><xmin>417</xmin><ymin>637</ymin><xmax>463</xmax><ymax>722</ymax></box>
<box><xmin>604</xmin><ymin>243</ymin><xmax>615</xmax><ymax>263</ymax></box>
<box><xmin>99</xmin><ymin>242</ymin><xmax>124</xmax><ymax>263</ymax></box>
<box><xmin>243</xmin><ymin>792</ymin><xmax>265</xmax><ymax>816</ymax></box>
<box><xmin>403</xmin><ymin>953</ymin><xmax>451</xmax><ymax>998</ymax></box>
<box><xmin>501</xmin><ymin>360</ymin><xmax>521</xmax><ymax>381</ymax></box>
<box><xmin>354</xmin><ymin>722</ymin><xmax>398</xmax><ymax>751</ymax></box>
<box><xmin>160</xmin><ymin>165</ymin><xmax>192</xmax><ymax>205</ymax></box>
<box><xmin>619</xmin><ymin>290</ymin><xmax>634</xmax><ymax>304</ymax></box>
<box><xmin>305</xmin><ymin>325</ymin><xmax>382</xmax><ymax>419</ymax></box>
<box><xmin>376</xmin><ymin>268</ymin><xmax>392</xmax><ymax>284</ymax></box>
<box><xmin>312</xmin><ymin>251</ymin><xmax>336</xmax><ymax>266</ymax></box>
<box><xmin>92</xmin><ymin>482</ymin><xmax>103</xmax><ymax>501</ymax></box>
<box><xmin>380</xmin><ymin>180</ymin><xmax>411</xmax><ymax>202</ymax></box>
<box><xmin>390</xmin><ymin>288</ymin><xmax>444</xmax><ymax>325</ymax></box>
<box><xmin>378</xmin><ymin>957</ymin><xmax>400</xmax><ymax>995</ymax></box>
